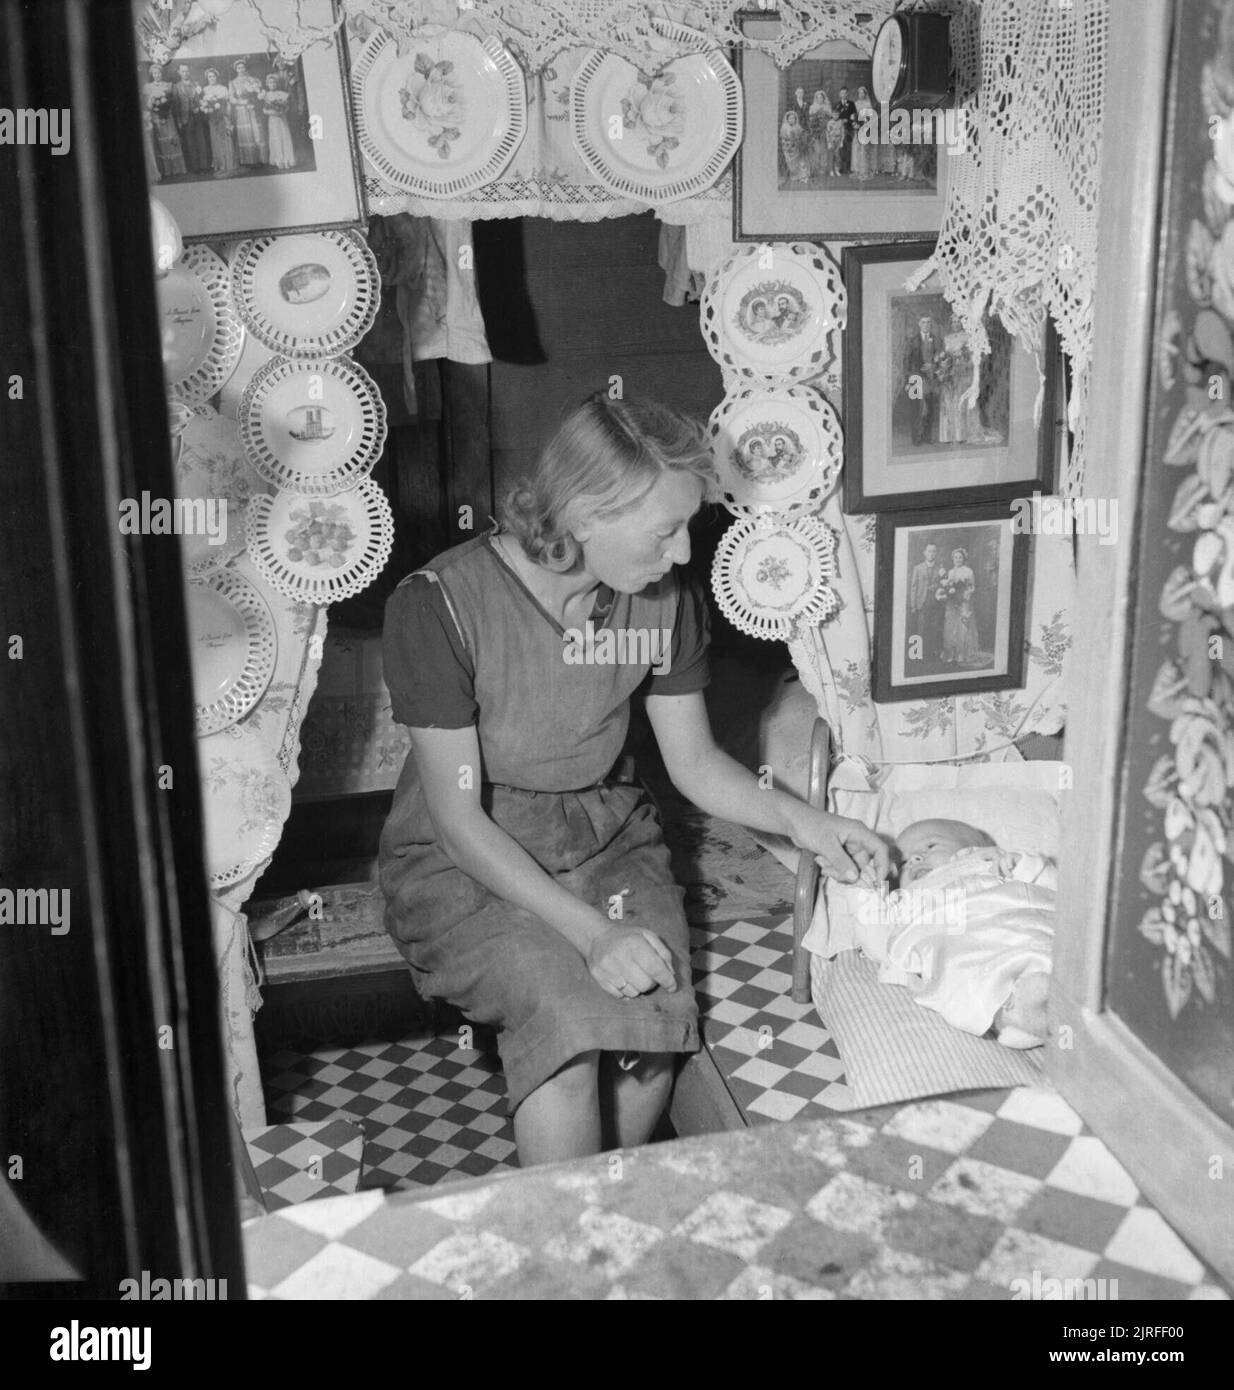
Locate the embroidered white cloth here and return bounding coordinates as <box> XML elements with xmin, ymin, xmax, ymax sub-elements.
<box><xmin>909</xmin><ymin>0</ymin><xmax>1108</xmax><ymax>498</ymax></box>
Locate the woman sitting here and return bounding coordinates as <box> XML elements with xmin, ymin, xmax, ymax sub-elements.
<box><xmin>379</xmin><ymin>393</ymin><xmax>888</xmax><ymax>1166</ymax></box>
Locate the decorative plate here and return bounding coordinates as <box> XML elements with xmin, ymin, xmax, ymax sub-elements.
<box><xmin>198</xmin><ymin>722</ymin><xmax>291</xmax><ymax>889</ymax></box>
<box><xmin>157</xmin><ymin>244</ymin><xmax>245</xmax><ymax>405</ymax></box>
<box><xmin>570</xmin><ymin>21</ymin><xmax>742</xmax><ymax>203</ymax></box>
<box><xmin>176</xmin><ymin>405</ymin><xmax>270</xmax><ymax>574</ymax></box>
<box><xmin>707</xmin><ymin>386</ymin><xmax>843</xmax><ymax>517</ymax></box>
<box><xmin>238</xmin><ymin>355</ymin><xmax>387</xmax><ymax>497</ymax></box>
<box><xmin>351</xmin><ymin>26</ymin><xmax>527</xmax><ymax>198</ymax></box>
<box><xmin>189</xmin><ymin>570</ymin><xmax>278</xmax><ymax>737</ymax></box>
<box><xmin>701</xmin><ymin>243</ymin><xmax>846</xmax><ymax>386</ymax></box>
<box><xmin>246</xmin><ymin>477</ymin><xmax>394</xmax><ymax>606</ymax></box>
<box><xmin>231</xmin><ymin>230</ymin><xmax>380</xmax><ymax>359</ymax></box>
<box><xmin>710</xmin><ymin>515</ymin><xmax>840</xmax><ymax>641</ymax></box>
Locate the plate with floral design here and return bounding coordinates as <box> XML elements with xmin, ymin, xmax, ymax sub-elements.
<box><xmin>157</xmin><ymin>244</ymin><xmax>245</xmax><ymax>405</ymax></box>
<box><xmin>175</xmin><ymin>404</ymin><xmax>271</xmax><ymax>574</ymax></box>
<box><xmin>707</xmin><ymin>386</ymin><xmax>843</xmax><ymax>516</ymax></box>
<box><xmin>239</xmin><ymin>355</ymin><xmax>387</xmax><ymax>497</ymax></box>
<box><xmin>198</xmin><ymin>722</ymin><xmax>291</xmax><ymax>889</ymax></box>
<box><xmin>231</xmin><ymin>230</ymin><xmax>380</xmax><ymax>359</ymax></box>
<box><xmin>711</xmin><ymin>514</ymin><xmax>840</xmax><ymax>640</ymax></box>
<box><xmin>246</xmin><ymin>478</ymin><xmax>394</xmax><ymax>606</ymax></box>
<box><xmin>570</xmin><ymin>21</ymin><xmax>742</xmax><ymax>203</ymax></box>
<box><xmin>351</xmin><ymin>26</ymin><xmax>527</xmax><ymax>198</ymax></box>
<box><xmin>189</xmin><ymin>570</ymin><xmax>278</xmax><ymax>738</ymax></box>
<box><xmin>701</xmin><ymin>242</ymin><xmax>845</xmax><ymax>385</ymax></box>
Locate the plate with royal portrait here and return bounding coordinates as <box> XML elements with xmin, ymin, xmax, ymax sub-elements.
<box><xmin>157</xmin><ymin>244</ymin><xmax>245</xmax><ymax>404</ymax></box>
<box><xmin>238</xmin><ymin>354</ymin><xmax>387</xmax><ymax>497</ymax></box>
<box><xmin>701</xmin><ymin>242</ymin><xmax>846</xmax><ymax>386</ymax></box>
<box><xmin>710</xmin><ymin>514</ymin><xmax>840</xmax><ymax>641</ymax></box>
<box><xmin>570</xmin><ymin>20</ymin><xmax>742</xmax><ymax>203</ymax></box>
<box><xmin>707</xmin><ymin>385</ymin><xmax>843</xmax><ymax>517</ymax></box>
<box><xmin>351</xmin><ymin>26</ymin><xmax>527</xmax><ymax>198</ymax></box>
<box><xmin>231</xmin><ymin>229</ymin><xmax>380</xmax><ymax>359</ymax></box>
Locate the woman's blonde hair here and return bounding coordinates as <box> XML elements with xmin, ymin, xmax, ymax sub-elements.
<box><xmin>500</xmin><ymin>391</ymin><xmax>717</xmax><ymax>572</ymax></box>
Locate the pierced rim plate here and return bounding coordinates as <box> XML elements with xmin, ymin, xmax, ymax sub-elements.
<box><xmin>176</xmin><ymin>404</ymin><xmax>271</xmax><ymax>575</ymax></box>
<box><xmin>707</xmin><ymin>386</ymin><xmax>843</xmax><ymax>517</ymax></box>
<box><xmin>198</xmin><ymin>722</ymin><xmax>291</xmax><ymax>889</ymax></box>
<box><xmin>238</xmin><ymin>354</ymin><xmax>387</xmax><ymax>497</ymax></box>
<box><xmin>570</xmin><ymin>21</ymin><xmax>742</xmax><ymax>203</ymax></box>
<box><xmin>246</xmin><ymin>478</ymin><xmax>395</xmax><ymax>606</ymax></box>
<box><xmin>352</xmin><ymin>26</ymin><xmax>527</xmax><ymax>198</ymax></box>
<box><xmin>189</xmin><ymin>570</ymin><xmax>278</xmax><ymax>738</ymax></box>
<box><xmin>701</xmin><ymin>242</ymin><xmax>846</xmax><ymax>385</ymax></box>
<box><xmin>231</xmin><ymin>230</ymin><xmax>380</xmax><ymax>359</ymax></box>
<box><xmin>158</xmin><ymin>244</ymin><xmax>245</xmax><ymax>405</ymax></box>
<box><xmin>710</xmin><ymin>514</ymin><xmax>840</xmax><ymax>641</ymax></box>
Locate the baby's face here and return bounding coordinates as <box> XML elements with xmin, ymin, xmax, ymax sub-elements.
<box><xmin>896</xmin><ymin>819</ymin><xmax>991</xmax><ymax>885</ymax></box>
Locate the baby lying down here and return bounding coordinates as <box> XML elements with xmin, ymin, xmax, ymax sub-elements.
<box><xmin>850</xmin><ymin>819</ymin><xmax>1055</xmax><ymax>1048</ymax></box>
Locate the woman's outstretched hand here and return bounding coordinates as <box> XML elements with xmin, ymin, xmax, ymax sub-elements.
<box><xmin>587</xmin><ymin>925</ymin><xmax>678</xmax><ymax>1000</ymax></box>
<box><xmin>790</xmin><ymin>807</ymin><xmax>891</xmax><ymax>886</ymax></box>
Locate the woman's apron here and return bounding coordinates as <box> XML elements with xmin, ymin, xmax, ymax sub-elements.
<box><xmin>379</xmin><ymin>534</ymin><xmax>700</xmax><ymax>1111</ymax></box>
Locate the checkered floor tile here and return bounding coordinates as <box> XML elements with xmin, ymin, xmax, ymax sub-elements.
<box><xmin>244</xmin><ymin>1117</ymin><xmax>366</xmax><ymax>1212</ymax></box>
<box><xmin>690</xmin><ymin>913</ymin><xmax>859</xmax><ymax>1120</ymax></box>
<box><xmin>261</xmin><ymin>1032</ymin><xmax>519</xmax><ymax>1194</ymax></box>
<box><xmin>243</xmin><ymin>1089</ymin><xmax>1231</xmax><ymax>1300</ymax></box>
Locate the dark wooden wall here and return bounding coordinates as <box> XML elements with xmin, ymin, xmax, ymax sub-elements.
<box><xmin>477</xmin><ymin>212</ymin><xmax>725</xmax><ymax>502</ymax></box>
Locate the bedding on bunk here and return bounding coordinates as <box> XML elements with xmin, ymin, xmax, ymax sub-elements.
<box><xmin>803</xmin><ymin>760</ymin><xmax>1063</xmax><ymax>1106</ymax></box>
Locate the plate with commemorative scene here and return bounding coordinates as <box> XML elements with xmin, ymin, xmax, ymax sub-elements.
<box><xmin>707</xmin><ymin>385</ymin><xmax>843</xmax><ymax>516</ymax></box>
<box><xmin>701</xmin><ymin>242</ymin><xmax>845</xmax><ymax>386</ymax></box>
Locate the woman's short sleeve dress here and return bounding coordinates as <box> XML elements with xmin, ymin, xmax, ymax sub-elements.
<box><xmin>378</xmin><ymin>531</ymin><xmax>707</xmax><ymax>1110</ymax></box>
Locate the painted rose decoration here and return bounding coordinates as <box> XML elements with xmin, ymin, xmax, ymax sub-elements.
<box><xmin>621</xmin><ymin>70</ymin><xmax>685</xmax><ymax>168</ymax></box>
<box><xmin>400</xmin><ymin>51</ymin><xmax>465</xmax><ymax>159</ymax></box>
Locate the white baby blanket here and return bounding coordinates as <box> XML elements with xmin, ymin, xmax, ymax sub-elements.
<box><xmin>849</xmin><ymin>848</ymin><xmax>1056</xmax><ymax>1037</ymax></box>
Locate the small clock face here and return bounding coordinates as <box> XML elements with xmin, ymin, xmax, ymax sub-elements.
<box><xmin>872</xmin><ymin>16</ymin><xmax>905</xmax><ymax>105</ymax></box>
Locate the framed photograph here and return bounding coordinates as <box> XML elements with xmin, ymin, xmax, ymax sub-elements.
<box><xmin>733</xmin><ymin>11</ymin><xmax>951</xmax><ymax>242</ymax></box>
<box><xmin>871</xmin><ymin>502</ymin><xmax>1030</xmax><ymax>704</ymax></box>
<box><xmin>134</xmin><ymin>0</ymin><xmax>365</xmax><ymax>241</ymax></box>
<box><xmin>842</xmin><ymin>240</ymin><xmax>1058</xmax><ymax>513</ymax></box>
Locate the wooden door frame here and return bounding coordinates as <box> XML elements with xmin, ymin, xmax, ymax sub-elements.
<box><xmin>0</xmin><ymin>0</ymin><xmax>244</xmax><ymax>1296</ymax></box>
<box><xmin>1049</xmin><ymin>0</ymin><xmax>1234</xmax><ymax>1286</ymax></box>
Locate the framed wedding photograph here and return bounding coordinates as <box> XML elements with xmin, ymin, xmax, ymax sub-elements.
<box><xmin>134</xmin><ymin>0</ymin><xmax>365</xmax><ymax>241</ymax></box>
<box><xmin>733</xmin><ymin>10</ymin><xmax>951</xmax><ymax>242</ymax></box>
<box><xmin>871</xmin><ymin>502</ymin><xmax>1030</xmax><ymax>704</ymax></box>
<box><xmin>843</xmin><ymin>240</ymin><xmax>1059</xmax><ymax>513</ymax></box>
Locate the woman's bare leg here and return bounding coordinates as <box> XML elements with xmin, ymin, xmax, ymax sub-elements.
<box><xmin>600</xmin><ymin>1052</ymin><xmax>675</xmax><ymax>1150</ymax></box>
<box><xmin>512</xmin><ymin>1050</ymin><xmax>601</xmax><ymax>1167</ymax></box>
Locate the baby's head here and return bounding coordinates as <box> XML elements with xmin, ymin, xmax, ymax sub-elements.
<box><xmin>896</xmin><ymin>819</ymin><xmax>995</xmax><ymax>885</ymax></box>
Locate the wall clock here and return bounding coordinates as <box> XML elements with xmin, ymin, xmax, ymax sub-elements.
<box><xmin>871</xmin><ymin>11</ymin><xmax>952</xmax><ymax>111</ymax></box>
